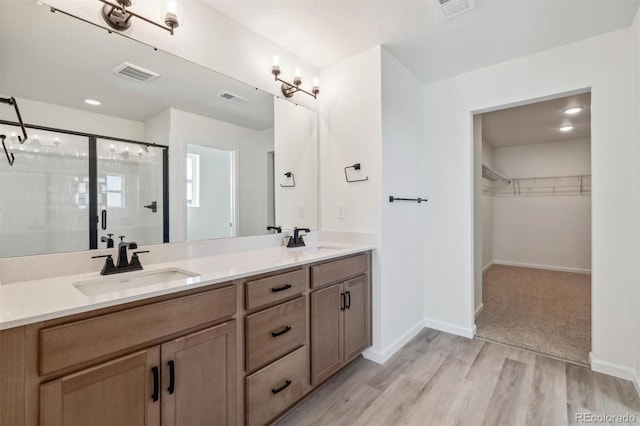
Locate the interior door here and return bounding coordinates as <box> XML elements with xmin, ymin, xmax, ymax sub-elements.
<box><xmin>96</xmin><ymin>139</ymin><xmax>164</xmax><ymax>248</ymax></box>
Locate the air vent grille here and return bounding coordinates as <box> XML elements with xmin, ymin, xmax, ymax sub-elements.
<box><xmin>217</xmin><ymin>92</ymin><xmax>248</xmax><ymax>104</ymax></box>
<box><xmin>112</xmin><ymin>62</ymin><xmax>160</xmax><ymax>83</ymax></box>
<box><xmin>432</xmin><ymin>0</ymin><xmax>475</xmax><ymax>20</ymax></box>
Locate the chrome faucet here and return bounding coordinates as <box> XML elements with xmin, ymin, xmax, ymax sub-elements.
<box><xmin>92</xmin><ymin>236</ymin><xmax>149</xmax><ymax>275</ymax></box>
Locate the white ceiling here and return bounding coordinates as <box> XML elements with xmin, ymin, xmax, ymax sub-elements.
<box><xmin>202</xmin><ymin>0</ymin><xmax>640</xmax><ymax>83</ymax></box>
<box><xmin>0</xmin><ymin>0</ymin><xmax>274</xmax><ymax>130</ymax></box>
<box><xmin>482</xmin><ymin>92</ymin><xmax>591</xmax><ymax>147</ymax></box>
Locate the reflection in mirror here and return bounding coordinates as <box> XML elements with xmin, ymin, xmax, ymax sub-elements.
<box><xmin>0</xmin><ymin>0</ymin><xmax>318</xmax><ymax>257</ymax></box>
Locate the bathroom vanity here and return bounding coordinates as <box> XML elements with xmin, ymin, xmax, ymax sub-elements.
<box><xmin>0</xmin><ymin>244</ymin><xmax>372</xmax><ymax>426</ymax></box>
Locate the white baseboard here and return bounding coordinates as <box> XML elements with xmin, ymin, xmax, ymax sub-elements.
<box><xmin>493</xmin><ymin>260</ymin><xmax>591</xmax><ymax>274</ymax></box>
<box><xmin>591</xmin><ymin>357</ymin><xmax>638</xmax><ymax>382</ymax></box>
<box><xmin>482</xmin><ymin>262</ymin><xmax>494</xmax><ymax>273</ymax></box>
<box><xmin>423</xmin><ymin>318</ymin><xmax>475</xmax><ymax>339</ymax></box>
<box><xmin>474</xmin><ymin>303</ymin><xmax>484</xmax><ymax>319</ymax></box>
<box><xmin>362</xmin><ymin>320</ymin><xmax>425</xmax><ymax>365</ymax></box>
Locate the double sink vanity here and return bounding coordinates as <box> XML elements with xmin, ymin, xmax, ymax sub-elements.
<box><xmin>0</xmin><ymin>240</ymin><xmax>373</xmax><ymax>426</ymax></box>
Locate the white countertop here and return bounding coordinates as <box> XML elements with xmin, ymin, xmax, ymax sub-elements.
<box><xmin>0</xmin><ymin>242</ymin><xmax>373</xmax><ymax>331</ymax></box>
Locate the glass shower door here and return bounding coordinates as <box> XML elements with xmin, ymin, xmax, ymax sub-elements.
<box><xmin>96</xmin><ymin>139</ymin><xmax>165</xmax><ymax>249</ymax></box>
<box><xmin>0</xmin><ymin>124</ymin><xmax>89</xmax><ymax>257</ymax></box>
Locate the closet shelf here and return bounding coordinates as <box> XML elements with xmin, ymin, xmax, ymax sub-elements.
<box><xmin>482</xmin><ymin>164</ymin><xmax>510</xmax><ymax>183</ymax></box>
<box><xmin>483</xmin><ymin>174</ymin><xmax>591</xmax><ymax>197</ymax></box>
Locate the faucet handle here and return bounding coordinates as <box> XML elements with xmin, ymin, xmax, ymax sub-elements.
<box><xmin>130</xmin><ymin>250</ymin><xmax>149</xmax><ymax>269</ymax></box>
<box><xmin>119</xmin><ymin>235</ymin><xmax>125</xmax><ymax>242</ymax></box>
<box><xmin>92</xmin><ymin>254</ymin><xmax>117</xmax><ymax>275</ymax></box>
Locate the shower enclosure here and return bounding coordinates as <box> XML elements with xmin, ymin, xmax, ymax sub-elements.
<box><xmin>0</xmin><ymin>121</ymin><xmax>168</xmax><ymax>257</ymax></box>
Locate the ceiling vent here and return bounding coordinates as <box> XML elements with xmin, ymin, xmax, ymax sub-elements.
<box><xmin>217</xmin><ymin>92</ymin><xmax>248</xmax><ymax>104</ymax></box>
<box><xmin>112</xmin><ymin>62</ymin><xmax>160</xmax><ymax>83</ymax></box>
<box><xmin>432</xmin><ymin>0</ymin><xmax>475</xmax><ymax>20</ymax></box>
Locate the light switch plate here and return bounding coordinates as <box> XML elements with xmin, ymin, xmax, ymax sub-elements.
<box><xmin>297</xmin><ymin>205</ymin><xmax>304</xmax><ymax>218</ymax></box>
<box><xmin>338</xmin><ymin>205</ymin><xmax>345</xmax><ymax>219</ymax></box>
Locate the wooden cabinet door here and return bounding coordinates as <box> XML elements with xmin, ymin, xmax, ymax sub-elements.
<box><xmin>310</xmin><ymin>283</ymin><xmax>343</xmax><ymax>385</ymax></box>
<box><xmin>343</xmin><ymin>275</ymin><xmax>371</xmax><ymax>363</ymax></box>
<box><xmin>161</xmin><ymin>321</ymin><xmax>237</xmax><ymax>426</ymax></box>
<box><xmin>40</xmin><ymin>348</ymin><xmax>161</xmax><ymax>426</ymax></box>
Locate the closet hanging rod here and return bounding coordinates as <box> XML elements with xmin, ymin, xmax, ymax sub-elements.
<box><xmin>389</xmin><ymin>196</ymin><xmax>428</xmax><ymax>203</ymax></box>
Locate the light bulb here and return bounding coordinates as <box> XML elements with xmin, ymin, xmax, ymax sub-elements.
<box><xmin>313</xmin><ymin>78</ymin><xmax>319</xmax><ymax>87</ymax></box>
<box><xmin>273</xmin><ymin>55</ymin><xmax>280</xmax><ymax>67</ymax></box>
<box><xmin>294</xmin><ymin>67</ymin><xmax>302</xmax><ymax>78</ymax></box>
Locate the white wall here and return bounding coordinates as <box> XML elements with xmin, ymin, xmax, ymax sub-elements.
<box><xmin>273</xmin><ymin>98</ymin><xmax>318</xmax><ymax>230</ymax></box>
<box><xmin>632</xmin><ymin>9</ymin><xmax>640</xmax><ymax>394</ymax></box>
<box><xmin>473</xmin><ymin>115</ymin><xmax>489</xmax><ymax>315</ymax></box>
<box><xmin>45</xmin><ymin>0</ymin><xmax>319</xmax><ymax>112</ymax></box>
<box><xmin>481</xmin><ymin>139</ymin><xmax>494</xmax><ymax>272</ymax></box>
<box><xmin>186</xmin><ymin>144</ymin><xmax>233</xmax><ymax>240</ymax></box>
<box><xmin>492</xmin><ymin>138</ymin><xmax>591</xmax><ymax>177</ymax></box>
<box><xmin>145</xmin><ymin>109</ymin><xmax>274</xmax><ymax>242</ymax></box>
<box><xmin>423</xmin><ymin>28</ymin><xmax>637</xmax><ymax>377</ymax></box>
<box><xmin>491</xmin><ymin>138</ymin><xmax>591</xmax><ymax>272</ymax></box>
<box><xmin>379</xmin><ymin>48</ymin><xmax>426</xmax><ymax>353</ymax></box>
<box><xmin>319</xmin><ymin>47</ymin><xmax>384</xmax><ymax>355</ymax></box>
<box><xmin>0</xmin><ymin>97</ymin><xmax>144</xmax><ymax>141</ymax></box>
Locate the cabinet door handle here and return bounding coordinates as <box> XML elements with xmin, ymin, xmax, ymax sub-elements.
<box><xmin>346</xmin><ymin>291</ymin><xmax>351</xmax><ymax>310</ymax></box>
<box><xmin>271</xmin><ymin>284</ymin><xmax>292</xmax><ymax>293</ymax></box>
<box><xmin>101</xmin><ymin>209</ymin><xmax>107</xmax><ymax>230</ymax></box>
<box><xmin>151</xmin><ymin>366</ymin><xmax>159</xmax><ymax>402</ymax></box>
<box><xmin>340</xmin><ymin>292</ymin><xmax>346</xmax><ymax>311</ymax></box>
<box><xmin>271</xmin><ymin>379</ymin><xmax>292</xmax><ymax>395</ymax></box>
<box><xmin>167</xmin><ymin>360</ymin><xmax>175</xmax><ymax>395</ymax></box>
<box><xmin>271</xmin><ymin>325</ymin><xmax>292</xmax><ymax>338</ymax></box>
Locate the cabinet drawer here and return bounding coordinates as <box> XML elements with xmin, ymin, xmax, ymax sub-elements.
<box><xmin>245</xmin><ymin>269</ymin><xmax>306</xmax><ymax>311</ymax></box>
<box><xmin>246</xmin><ymin>346</ymin><xmax>308</xmax><ymax>426</ymax></box>
<box><xmin>245</xmin><ymin>297</ymin><xmax>306</xmax><ymax>373</ymax></box>
<box><xmin>311</xmin><ymin>254</ymin><xmax>368</xmax><ymax>289</ymax></box>
<box><xmin>40</xmin><ymin>285</ymin><xmax>236</xmax><ymax>376</ymax></box>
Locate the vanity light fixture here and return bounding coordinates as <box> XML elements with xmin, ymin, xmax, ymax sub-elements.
<box><xmin>99</xmin><ymin>0</ymin><xmax>181</xmax><ymax>35</ymax></box>
<box><xmin>564</xmin><ymin>107</ymin><xmax>582</xmax><ymax>115</ymax></box>
<box><xmin>559</xmin><ymin>125</ymin><xmax>574</xmax><ymax>132</ymax></box>
<box><xmin>271</xmin><ymin>56</ymin><xmax>319</xmax><ymax>99</ymax></box>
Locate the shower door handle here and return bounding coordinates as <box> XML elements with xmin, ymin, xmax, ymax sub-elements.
<box><xmin>101</xmin><ymin>209</ymin><xmax>107</xmax><ymax>230</ymax></box>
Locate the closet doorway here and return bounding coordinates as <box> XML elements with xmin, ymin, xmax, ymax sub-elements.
<box><xmin>473</xmin><ymin>91</ymin><xmax>591</xmax><ymax>365</ymax></box>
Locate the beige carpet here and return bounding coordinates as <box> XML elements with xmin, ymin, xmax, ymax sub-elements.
<box><xmin>476</xmin><ymin>265</ymin><xmax>591</xmax><ymax>366</ymax></box>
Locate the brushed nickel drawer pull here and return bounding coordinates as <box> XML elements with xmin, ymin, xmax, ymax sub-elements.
<box><xmin>271</xmin><ymin>379</ymin><xmax>292</xmax><ymax>394</ymax></box>
<box><xmin>271</xmin><ymin>325</ymin><xmax>292</xmax><ymax>338</ymax></box>
<box><xmin>271</xmin><ymin>284</ymin><xmax>292</xmax><ymax>293</ymax></box>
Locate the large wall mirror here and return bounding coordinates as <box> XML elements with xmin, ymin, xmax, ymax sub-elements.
<box><xmin>0</xmin><ymin>0</ymin><xmax>318</xmax><ymax>257</ymax></box>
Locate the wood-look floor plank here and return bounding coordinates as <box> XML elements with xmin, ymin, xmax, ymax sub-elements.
<box><xmin>525</xmin><ymin>355</ymin><xmax>567</xmax><ymax>426</ymax></box>
<box><xmin>354</xmin><ymin>373</ymin><xmax>429</xmax><ymax>425</ymax></box>
<box><xmin>401</xmin><ymin>356</ymin><xmax>470</xmax><ymax>425</ymax></box>
<box><xmin>482</xmin><ymin>358</ymin><xmax>530</xmax><ymax>426</ymax></box>
<box><xmin>276</xmin><ymin>328</ymin><xmax>640</xmax><ymax>426</ymax></box>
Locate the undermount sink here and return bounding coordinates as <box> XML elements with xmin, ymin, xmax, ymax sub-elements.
<box><xmin>74</xmin><ymin>268</ymin><xmax>200</xmax><ymax>296</ymax></box>
<box><xmin>293</xmin><ymin>245</ymin><xmax>343</xmax><ymax>254</ymax></box>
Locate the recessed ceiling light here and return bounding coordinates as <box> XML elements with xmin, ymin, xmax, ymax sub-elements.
<box><xmin>559</xmin><ymin>126</ymin><xmax>574</xmax><ymax>132</ymax></box>
<box><xmin>84</xmin><ymin>99</ymin><xmax>101</xmax><ymax>106</ymax></box>
<box><xmin>564</xmin><ymin>107</ymin><xmax>582</xmax><ymax>115</ymax></box>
